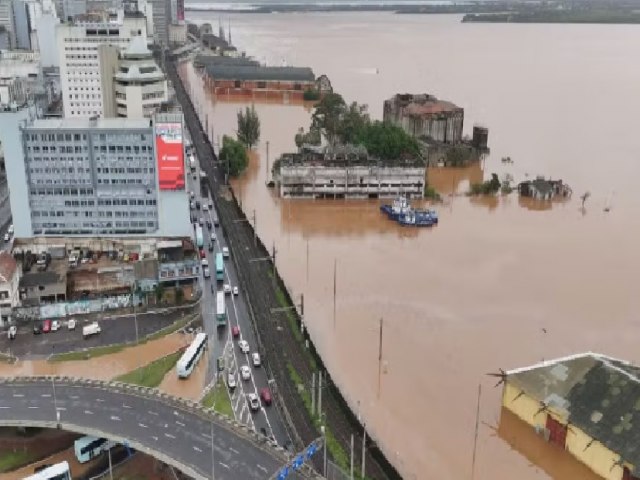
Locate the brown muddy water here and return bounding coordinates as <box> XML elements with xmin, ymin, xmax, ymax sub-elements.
<box><xmin>158</xmin><ymin>346</ymin><xmax>209</xmax><ymax>400</ymax></box>
<box><xmin>182</xmin><ymin>12</ymin><xmax>640</xmax><ymax>480</ymax></box>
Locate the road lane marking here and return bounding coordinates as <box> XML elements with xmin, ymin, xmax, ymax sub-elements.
<box><xmin>229</xmin><ymin>447</ymin><xmax>239</xmax><ymax>455</ymax></box>
<box><xmin>70</xmin><ymin>395</ymin><xmax>79</xmax><ymax>399</ymax></box>
<box><xmin>110</xmin><ymin>416</ymin><xmax>120</xmax><ymax>421</ymax></box>
<box><xmin>152</xmin><ymin>436</ymin><xmax>158</xmax><ymax>441</ymax></box>
<box><xmin>165</xmin><ymin>433</ymin><xmax>176</xmax><ymax>439</ymax></box>
<box><xmin>56</xmin><ymin>407</ymin><xmax>66</xmax><ymax>411</ymax></box>
<box><xmin>257</xmin><ymin>464</ymin><xmax>268</xmax><ymax>473</ymax></box>
<box><xmin>148</xmin><ymin>411</ymin><xmax>158</xmax><ymax>416</ymax></box>
<box><xmin>0</xmin><ymin>406</ymin><xmax>10</xmax><ymax>409</ymax></box>
<box><xmin>28</xmin><ymin>406</ymin><xmax>38</xmax><ymax>409</ymax></box>
<box><xmin>13</xmin><ymin>394</ymin><xmax>24</xmax><ymax>398</ymax></box>
<box><xmin>122</xmin><ymin>404</ymin><xmax>132</xmax><ymax>409</ymax></box>
<box><xmin>219</xmin><ymin>462</ymin><xmax>230</xmax><ymax>469</ymax></box>
<box><xmin>41</xmin><ymin>394</ymin><xmax>51</xmax><ymax>398</ymax></box>
<box><xmin>84</xmin><ymin>410</ymin><xmax>93</xmax><ymax>415</ymax></box>
<box><xmin>201</xmin><ymin>433</ymin><xmax>211</xmax><ymax>439</ymax></box>
<box><xmin>193</xmin><ymin>446</ymin><xmax>202</xmax><ymax>452</ymax></box>
<box><xmin>96</xmin><ymin>399</ymin><xmax>104</xmax><ymax>402</ymax></box>
<box><xmin>176</xmin><ymin>421</ymin><xmax>186</xmax><ymax>427</ymax></box>
<box><xmin>139</xmin><ymin>423</ymin><xmax>148</xmax><ymax>428</ymax></box>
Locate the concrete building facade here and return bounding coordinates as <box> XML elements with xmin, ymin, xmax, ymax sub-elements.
<box><xmin>0</xmin><ymin>251</ymin><xmax>20</xmax><ymax>324</ymax></box>
<box><xmin>0</xmin><ymin>109</ymin><xmax>190</xmax><ymax>238</ymax></box>
<box><xmin>0</xmin><ymin>0</ymin><xmax>16</xmax><ymax>48</ymax></box>
<box><xmin>384</xmin><ymin>93</ymin><xmax>464</xmax><ymax>145</ymax></box>
<box><xmin>502</xmin><ymin>353</ymin><xmax>640</xmax><ymax>480</ymax></box>
<box><xmin>57</xmin><ymin>11</ymin><xmax>147</xmax><ymax>118</ymax></box>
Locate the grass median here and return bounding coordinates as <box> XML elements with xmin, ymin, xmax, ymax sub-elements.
<box><xmin>0</xmin><ymin>451</ymin><xmax>36</xmax><ymax>473</ymax></box>
<box><xmin>113</xmin><ymin>350</ymin><xmax>183</xmax><ymax>388</ymax></box>
<box><xmin>201</xmin><ymin>381</ymin><xmax>233</xmax><ymax>418</ymax></box>
<box><xmin>49</xmin><ymin>313</ymin><xmax>197</xmax><ymax>363</ymax></box>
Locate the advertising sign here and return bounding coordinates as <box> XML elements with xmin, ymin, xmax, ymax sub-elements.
<box><xmin>155</xmin><ymin>122</ymin><xmax>185</xmax><ymax>191</ymax></box>
<box><xmin>177</xmin><ymin>0</ymin><xmax>184</xmax><ymax>21</ymax></box>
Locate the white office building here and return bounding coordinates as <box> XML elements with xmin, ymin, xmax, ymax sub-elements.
<box><xmin>0</xmin><ymin>0</ymin><xmax>16</xmax><ymax>48</ymax></box>
<box><xmin>0</xmin><ymin>108</ymin><xmax>190</xmax><ymax>238</ymax></box>
<box><xmin>57</xmin><ymin>10</ymin><xmax>147</xmax><ymax>118</ymax></box>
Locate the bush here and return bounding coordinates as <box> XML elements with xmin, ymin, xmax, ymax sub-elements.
<box><xmin>424</xmin><ymin>185</ymin><xmax>441</xmax><ymax>201</ymax></box>
<box><xmin>219</xmin><ymin>135</ymin><xmax>249</xmax><ymax>177</ymax></box>
<box><xmin>303</xmin><ymin>89</ymin><xmax>321</xmax><ymax>101</ymax></box>
<box><xmin>469</xmin><ymin>173</ymin><xmax>501</xmax><ymax>195</ymax></box>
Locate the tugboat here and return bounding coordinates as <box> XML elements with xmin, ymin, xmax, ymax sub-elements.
<box><xmin>398</xmin><ymin>210</ymin><xmax>436</xmax><ymax>227</ymax></box>
<box><xmin>380</xmin><ymin>196</ymin><xmax>412</xmax><ymax>220</ymax></box>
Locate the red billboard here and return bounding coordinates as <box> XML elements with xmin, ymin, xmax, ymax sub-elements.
<box><xmin>155</xmin><ymin>122</ymin><xmax>185</xmax><ymax>191</ymax></box>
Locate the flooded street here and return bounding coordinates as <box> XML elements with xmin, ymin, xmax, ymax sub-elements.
<box><xmin>0</xmin><ymin>334</ymin><xmax>190</xmax><ymax>380</ymax></box>
<box><xmin>183</xmin><ymin>12</ymin><xmax>640</xmax><ymax>479</ymax></box>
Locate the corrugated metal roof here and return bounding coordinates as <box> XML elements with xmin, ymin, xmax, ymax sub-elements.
<box><xmin>206</xmin><ymin>65</ymin><xmax>315</xmax><ymax>83</ymax></box>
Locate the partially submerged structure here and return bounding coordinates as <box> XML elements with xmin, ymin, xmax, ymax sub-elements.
<box><xmin>274</xmin><ymin>145</ymin><xmax>426</xmax><ymax>199</ymax></box>
<box><xmin>518</xmin><ymin>177</ymin><xmax>572</xmax><ymax>200</ymax></box>
<box><xmin>383</xmin><ymin>93</ymin><xmax>489</xmax><ymax>166</ymax></box>
<box><xmin>501</xmin><ymin>353</ymin><xmax>640</xmax><ymax>480</ymax></box>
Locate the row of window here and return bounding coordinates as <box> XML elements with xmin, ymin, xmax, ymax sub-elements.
<box><xmin>30</xmin><ymin>188</ymin><xmax>94</xmax><ymax>196</ymax></box>
<box><xmin>26</xmin><ymin>133</ymin><xmax>85</xmax><ymax>142</ymax></box>
<box><xmin>97</xmin><ymin>199</ymin><xmax>156</xmax><ymax>206</ymax></box>
<box><xmin>28</xmin><ymin>146</ymin><xmax>86</xmax><ymax>154</ymax></box>
<box><xmin>32</xmin><ymin>210</ymin><xmax>156</xmax><ymax>218</ymax></box>
<box><xmin>64</xmin><ymin>54</ymin><xmax>99</xmax><ymax>60</ymax></box>
<box><xmin>29</xmin><ymin>167</ymin><xmax>90</xmax><ymax>174</ymax></box>
<box><xmin>34</xmin><ymin>221</ymin><xmax>156</xmax><ymax>229</ymax></box>
<box><xmin>97</xmin><ymin>167</ymin><xmax>154</xmax><ymax>174</ymax></box>
<box><xmin>32</xmin><ymin>178</ymin><xmax>92</xmax><ymax>185</ymax></box>
<box><xmin>142</xmin><ymin>91</ymin><xmax>165</xmax><ymax>100</ymax></box>
<box><xmin>94</xmin><ymin>144</ymin><xmax>152</xmax><ymax>153</ymax></box>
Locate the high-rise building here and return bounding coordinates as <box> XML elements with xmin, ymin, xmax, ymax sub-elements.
<box><xmin>0</xmin><ymin>0</ymin><xmax>16</xmax><ymax>48</ymax></box>
<box><xmin>34</xmin><ymin>0</ymin><xmax>60</xmax><ymax>67</ymax></box>
<box><xmin>0</xmin><ymin>110</ymin><xmax>190</xmax><ymax>238</ymax></box>
<box><xmin>147</xmin><ymin>0</ymin><xmax>168</xmax><ymax>44</ymax></box>
<box><xmin>57</xmin><ymin>10</ymin><xmax>147</xmax><ymax>118</ymax></box>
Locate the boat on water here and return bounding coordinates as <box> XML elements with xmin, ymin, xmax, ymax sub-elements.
<box><xmin>381</xmin><ymin>196</ymin><xmax>439</xmax><ymax>226</ymax></box>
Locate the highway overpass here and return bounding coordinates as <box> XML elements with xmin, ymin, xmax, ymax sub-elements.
<box><xmin>0</xmin><ymin>376</ymin><xmax>316</xmax><ymax>480</ymax></box>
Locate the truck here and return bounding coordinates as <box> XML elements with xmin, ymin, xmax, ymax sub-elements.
<box><xmin>195</xmin><ymin>225</ymin><xmax>204</xmax><ymax>248</ymax></box>
<box><xmin>83</xmin><ymin>322</ymin><xmax>101</xmax><ymax>338</ymax></box>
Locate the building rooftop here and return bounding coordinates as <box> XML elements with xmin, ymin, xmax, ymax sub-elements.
<box><xmin>507</xmin><ymin>352</ymin><xmax>640</xmax><ymax>468</ymax></box>
<box><xmin>387</xmin><ymin>93</ymin><xmax>462</xmax><ymax>117</ymax></box>
<box><xmin>201</xmin><ymin>33</ymin><xmax>229</xmax><ymax>49</ymax></box>
<box><xmin>206</xmin><ymin>65</ymin><xmax>315</xmax><ymax>83</ymax></box>
<box><xmin>25</xmin><ymin>117</ymin><xmax>152</xmax><ymax>130</ymax></box>
<box><xmin>194</xmin><ymin>55</ymin><xmax>258</xmax><ymax>68</ymax></box>
<box><xmin>0</xmin><ymin>252</ymin><xmax>17</xmax><ymax>283</ymax></box>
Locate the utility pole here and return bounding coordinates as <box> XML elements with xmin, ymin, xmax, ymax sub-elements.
<box><xmin>252</xmin><ymin>209</ymin><xmax>257</xmax><ymax>246</ymax></box>
<box><xmin>108</xmin><ymin>446</ymin><xmax>113</xmax><ymax>480</ymax></box>
<box><xmin>321</xmin><ymin>425</ymin><xmax>327</xmax><ymax>476</ymax></box>
<box><xmin>377</xmin><ymin>317</ymin><xmax>383</xmax><ymax>399</ymax></box>
<box><xmin>211</xmin><ymin>421</ymin><xmax>215</xmax><ymax>480</ymax></box>
<box><xmin>361</xmin><ymin>426</ymin><xmax>367</xmax><ymax>478</ymax></box>
<box><xmin>271</xmin><ymin>242</ymin><xmax>276</xmax><ymax>284</ymax></box>
<box><xmin>311</xmin><ymin>372</ymin><xmax>316</xmax><ymax>416</ymax></box>
<box><xmin>471</xmin><ymin>383</ymin><xmax>482</xmax><ymax>480</ymax></box>
<box><xmin>306</xmin><ymin>239</ymin><xmax>309</xmax><ymax>283</ymax></box>
<box><xmin>333</xmin><ymin>258</ymin><xmax>337</xmax><ymax>329</ymax></box>
<box><xmin>266</xmin><ymin>140</ymin><xmax>270</xmax><ymax>183</ymax></box>
<box><xmin>350</xmin><ymin>434</ymin><xmax>355</xmax><ymax>480</ymax></box>
<box><xmin>318</xmin><ymin>371</ymin><xmax>322</xmax><ymax>416</ymax></box>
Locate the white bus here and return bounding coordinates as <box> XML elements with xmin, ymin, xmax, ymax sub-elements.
<box><xmin>176</xmin><ymin>332</ymin><xmax>208</xmax><ymax>378</ymax></box>
<box><xmin>23</xmin><ymin>461</ymin><xmax>71</xmax><ymax>480</ymax></box>
<box><xmin>74</xmin><ymin>436</ymin><xmax>116</xmax><ymax>463</ymax></box>
<box><xmin>216</xmin><ymin>290</ymin><xmax>226</xmax><ymax>327</ymax></box>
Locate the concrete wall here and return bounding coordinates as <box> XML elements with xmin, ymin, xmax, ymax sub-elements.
<box><xmin>0</xmin><ymin>106</ymin><xmax>35</xmax><ymax>237</ymax></box>
<box><xmin>566</xmin><ymin>426</ymin><xmax>626</xmax><ymax>480</ymax></box>
<box><xmin>503</xmin><ymin>382</ymin><xmax>547</xmax><ymax>429</ymax></box>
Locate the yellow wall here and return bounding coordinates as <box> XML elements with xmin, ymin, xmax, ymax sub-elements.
<box><xmin>566</xmin><ymin>427</ymin><xmax>626</xmax><ymax>480</ymax></box>
<box><xmin>502</xmin><ymin>383</ymin><xmax>547</xmax><ymax>429</ymax></box>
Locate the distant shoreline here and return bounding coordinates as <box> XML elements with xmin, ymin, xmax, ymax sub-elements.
<box><xmin>185</xmin><ymin>3</ymin><xmax>507</xmax><ymax>14</ymax></box>
<box><xmin>462</xmin><ymin>11</ymin><xmax>640</xmax><ymax>24</ymax></box>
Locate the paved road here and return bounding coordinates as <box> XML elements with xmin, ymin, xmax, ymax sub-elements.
<box><xmin>0</xmin><ymin>307</ymin><xmax>193</xmax><ymax>359</ymax></box>
<box><xmin>0</xmin><ymin>377</ymin><xmax>303</xmax><ymax>480</ymax></box>
<box><xmin>185</xmin><ymin>132</ymin><xmax>291</xmax><ymax>449</ymax></box>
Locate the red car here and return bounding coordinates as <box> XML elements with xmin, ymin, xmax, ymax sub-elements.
<box><xmin>42</xmin><ymin>319</ymin><xmax>51</xmax><ymax>333</ymax></box>
<box><xmin>199</xmin><ymin>249</ymin><xmax>206</xmax><ymax>259</ymax></box>
<box><xmin>260</xmin><ymin>387</ymin><xmax>272</xmax><ymax>406</ymax></box>
<box><xmin>231</xmin><ymin>325</ymin><xmax>240</xmax><ymax>338</ymax></box>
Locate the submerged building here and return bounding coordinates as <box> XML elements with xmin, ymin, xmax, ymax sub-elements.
<box><xmin>275</xmin><ymin>146</ymin><xmax>425</xmax><ymax>199</ymax></box>
<box><xmin>501</xmin><ymin>352</ymin><xmax>640</xmax><ymax>480</ymax></box>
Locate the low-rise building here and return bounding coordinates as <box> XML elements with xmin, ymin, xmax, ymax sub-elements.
<box><xmin>384</xmin><ymin>93</ymin><xmax>464</xmax><ymax>145</ymax></box>
<box><xmin>275</xmin><ymin>146</ymin><xmax>426</xmax><ymax>199</ymax></box>
<box><xmin>0</xmin><ymin>251</ymin><xmax>20</xmax><ymax>325</ymax></box>
<box><xmin>19</xmin><ymin>259</ymin><xmax>67</xmax><ymax>306</ymax></box>
<box><xmin>501</xmin><ymin>352</ymin><xmax>640</xmax><ymax>480</ymax></box>
<box><xmin>518</xmin><ymin>176</ymin><xmax>572</xmax><ymax>200</ymax></box>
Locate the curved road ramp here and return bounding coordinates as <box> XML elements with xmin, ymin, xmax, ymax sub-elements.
<box><xmin>0</xmin><ymin>376</ymin><xmax>317</xmax><ymax>480</ymax></box>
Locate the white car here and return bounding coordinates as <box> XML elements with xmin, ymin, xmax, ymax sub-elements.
<box><xmin>189</xmin><ymin>191</ymin><xmax>195</xmax><ymax>199</ymax></box>
<box><xmin>227</xmin><ymin>372</ymin><xmax>237</xmax><ymax>390</ymax></box>
<box><xmin>232</xmin><ymin>286</ymin><xmax>239</xmax><ymax>296</ymax></box>
<box><xmin>238</xmin><ymin>340</ymin><xmax>250</xmax><ymax>354</ymax></box>
<box><xmin>51</xmin><ymin>320</ymin><xmax>60</xmax><ymax>332</ymax></box>
<box><xmin>198</xmin><ymin>217</ymin><xmax>204</xmax><ymax>226</ymax></box>
<box><xmin>248</xmin><ymin>393</ymin><xmax>260</xmax><ymax>411</ymax></box>
<box><xmin>202</xmin><ymin>204</ymin><xmax>209</xmax><ymax>212</ymax></box>
<box><xmin>222</xmin><ymin>247</ymin><xmax>229</xmax><ymax>258</ymax></box>
<box><xmin>252</xmin><ymin>352</ymin><xmax>261</xmax><ymax>367</ymax></box>
<box><xmin>210</xmin><ymin>233</ymin><xmax>216</xmax><ymax>242</ymax></box>
<box><xmin>201</xmin><ymin>258</ymin><xmax>209</xmax><ymax>267</ymax></box>
<box><xmin>7</xmin><ymin>224</ymin><xmax>13</xmax><ymax>235</ymax></box>
<box><xmin>7</xmin><ymin>325</ymin><xmax>16</xmax><ymax>340</ymax></box>
<box><xmin>3</xmin><ymin>233</ymin><xmax>8</xmax><ymax>242</ymax></box>
<box><xmin>190</xmin><ymin>201</ymin><xmax>195</xmax><ymax>210</ymax></box>
<box><xmin>67</xmin><ymin>319</ymin><xmax>76</xmax><ymax>330</ymax></box>
<box><xmin>240</xmin><ymin>365</ymin><xmax>251</xmax><ymax>381</ymax></box>
<box><xmin>223</xmin><ymin>284</ymin><xmax>231</xmax><ymax>294</ymax></box>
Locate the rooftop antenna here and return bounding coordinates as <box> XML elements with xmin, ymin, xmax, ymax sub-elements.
<box><xmin>228</xmin><ymin>18</ymin><xmax>231</xmax><ymax>45</ymax></box>
<box><xmin>218</xmin><ymin>16</ymin><xmax>223</xmax><ymax>39</ymax></box>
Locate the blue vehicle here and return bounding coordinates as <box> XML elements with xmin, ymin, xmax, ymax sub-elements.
<box><xmin>398</xmin><ymin>210</ymin><xmax>436</xmax><ymax>227</ymax></box>
<box><xmin>381</xmin><ymin>196</ymin><xmax>439</xmax><ymax>226</ymax></box>
<box><xmin>215</xmin><ymin>252</ymin><xmax>224</xmax><ymax>281</ymax></box>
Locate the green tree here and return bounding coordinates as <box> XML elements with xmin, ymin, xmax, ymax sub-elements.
<box><xmin>311</xmin><ymin>92</ymin><xmax>346</xmax><ymax>146</ymax></box>
<box><xmin>353</xmin><ymin>121</ymin><xmax>421</xmax><ymax>161</ymax></box>
<box><xmin>237</xmin><ymin>105</ymin><xmax>260</xmax><ymax>148</ymax></box>
<box><xmin>339</xmin><ymin>101</ymin><xmax>370</xmax><ymax>144</ymax></box>
<box><xmin>294</xmin><ymin>126</ymin><xmax>322</xmax><ymax>149</ymax></box>
<box><xmin>219</xmin><ymin>135</ymin><xmax>249</xmax><ymax>177</ymax></box>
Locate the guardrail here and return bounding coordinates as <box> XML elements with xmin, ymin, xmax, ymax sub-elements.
<box><xmin>0</xmin><ymin>376</ymin><xmax>321</xmax><ymax>479</ymax></box>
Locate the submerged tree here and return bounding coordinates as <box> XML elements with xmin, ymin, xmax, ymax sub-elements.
<box><xmin>219</xmin><ymin>135</ymin><xmax>249</xmax><ymax>177</ymax></box>
<box><xmin>237</xmin><ymin>105</ymin><xmax>261</xmax><ymax>148</ymax></box>
<box><xmin>311</xmin><ymin>92</ymin><xmax>346</xmax><ymax>146</ymax></box>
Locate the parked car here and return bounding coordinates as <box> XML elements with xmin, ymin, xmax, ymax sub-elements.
<box><xmin>252</xmin><ymin>352</ymin><xmax>261</xmax><ymax>367</ymax></box>
<box><xmin>33</xmin><ymin>323</ymin><xmax>42</xmax><ymax>335</ymax></box>
<box><xmin>238</xmin><ymin>340</ymin><xmax>249</xmax><ymax>354</ymax></box>
<box><xmin>248</xmin><ymin>393</ymin><xmax>260</xmax><ymax>411</ymax></box>
<box><xmin>51</xmin><ymin>320</ymin><xmax>60</xmax><ymax>332</ymax></box>
<box><xmin>3</xmin><ymin>233</ymin><xmax>9</xmax><ymax>242</ymax></box>
<box><xmin>227</xmin><ymin>372</ymin><xmax>236</xmax><ymax>390</ymax></box>
<box><xmin>233</xmin><ymin>286</ymin><xmax>239</xmax><ymax>296</ymax></box>
<box><xmin>42</xmin><ymin>319</ymin><xmax>51</xmax><ymax>333</ymax></box>
<box><xmin>240</xmin><ymin>365</ymin><xmax>251</xmax><ymax>381</ymax></box>
<box><xmin>232</xmin><ymin>325</ymin><xmax>240</xmax><ymax>338</ymax></box>
<box><xmin>67</xmin><ymin>319</ymin><xmax>76</xmax><ymax>330</ymax></box>
<box><xmin>7</xmin><ymin>325</ymin><xmax>16</xmax><ymax>340</ymax></box>
<box><xmin>260</xmin><ymin>387</ymin><xmax>272</xmax><ymax>406</ymax></box>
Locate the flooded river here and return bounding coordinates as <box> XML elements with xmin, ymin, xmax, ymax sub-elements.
<box><xmin>183</xmin><ymin>12</ymin><xmax>640</xmax><ymax>479</ymax></box>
